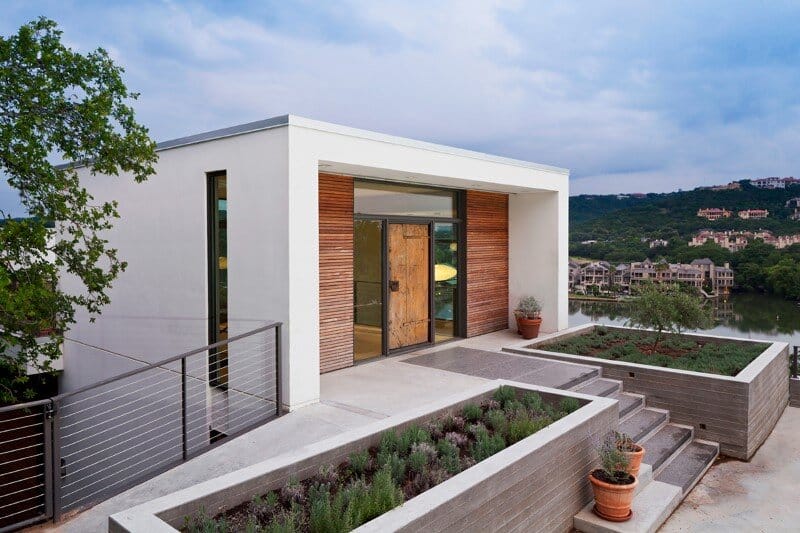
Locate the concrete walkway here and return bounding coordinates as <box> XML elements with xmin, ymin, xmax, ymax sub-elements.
<box><xmin>661</xmin><ymin>406</ymin><xmax>800</xmax><ymax>532</ymax></box>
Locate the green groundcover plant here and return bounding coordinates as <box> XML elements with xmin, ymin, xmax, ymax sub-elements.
<box><xmin>540</xmin><ymin>325</ymin><xmax>767</xmax><ymax>376</ymax></box>
<box><xmin>184</xmin><ymin>386</ymin><xmax>582</xmax><ymax>532</ymax></box>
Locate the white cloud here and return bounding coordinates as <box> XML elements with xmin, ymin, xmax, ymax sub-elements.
<box><xmin>2</xmin><ymin>0</ymin><xmax>800</xmax><ymax>216</ymax></box>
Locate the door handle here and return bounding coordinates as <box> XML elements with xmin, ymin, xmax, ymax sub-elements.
<box><xmin>389</xmin><ymin>280</ymin><xmax>400</xmax><ymax>292</ymax></box>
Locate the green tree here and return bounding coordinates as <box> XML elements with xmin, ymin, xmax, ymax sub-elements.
<box><xmin>765</xmin><ymin>259</ymin><xmax>800</xmax><ymax>300</ymax></box>
<box><xmin>0</xmin><ymin>18</ymin><xmax>156</xmax><ymax>403</ymax></box>
<box><xmin>626</xmin><ymin>283</ymin><xmax>712</xmax><ymax>351</ymax></box>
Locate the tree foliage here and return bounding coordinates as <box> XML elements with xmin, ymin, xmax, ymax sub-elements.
<box><xmin>0</xmin><ymin>18</ymin><xmax>156</xmax><ymax>403</ymax></box>
<box><xmin>626</xmin><ymin>283</ymin><xmax>713</xmax><ymax>350</ymax></box>
<box><xmin>570</xmin><ymin>185</ymin><xmax>800</xmax><ymax>300</ymax></box>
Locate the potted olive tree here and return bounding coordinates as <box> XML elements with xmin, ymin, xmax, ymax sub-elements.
<box><xmin>515</xmin><ymin>296</ymin><xmax>542</xmax><ymax>339</ymax></box>
<box><xmin>589</xmin><ymin>434</ymin><xmax>637</xmax><ymax>522</ymax></box>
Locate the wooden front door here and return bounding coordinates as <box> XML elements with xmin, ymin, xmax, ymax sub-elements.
<box><xmin>388</xmin><ymin>223</ymin><xmax>430</xmax><ymax>349</ymax></box>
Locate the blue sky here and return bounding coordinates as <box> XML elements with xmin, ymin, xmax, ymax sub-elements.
<box><xmin>3</xmin><ymin>1</ymin><xmax>800</xmax><ymax>215</ymax></box>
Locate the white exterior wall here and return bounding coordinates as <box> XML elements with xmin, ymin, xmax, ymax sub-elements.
<box><xmin>62</xmin><ymin>127</ymin><xmax>291</xmax><ymax>398</ymax></box>
<box><xmin>63</xmin><ymin>115</ymin><xmax>569</xmax><ymax>411</ymax></box>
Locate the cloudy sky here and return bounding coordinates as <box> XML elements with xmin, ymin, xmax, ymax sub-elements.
<box><xmin>3</xmin><ymin>1</ymin><xmax>800</xmax><ymax>215</ymax></box>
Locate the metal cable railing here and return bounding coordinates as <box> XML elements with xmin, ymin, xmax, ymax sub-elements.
<box><xmin>0</xmin><ymin>321</ymin><xmax>282</xmax><ymax>531</ymax></box>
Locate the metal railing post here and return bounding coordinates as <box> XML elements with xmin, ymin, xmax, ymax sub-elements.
<box><xmin>50</xmin><ymin>400</ymin><xmax>62</xmax><ymax>522</ymax></box>
<box><xmin>42</xmin><ymin>401</ymin><xmax>55</xmax><ymax>520</ymax></box>
<box><xmin>792</xmin><ymin>346</ymin><xmax>798</xmax><ymax>379</ymax></box>
<box><xmin>181</xmin><ymin>356</ymin><xmax>188</xmax><ymax>460</ymax></box>
<box><xmin>275</xmin><ymin>323</ymin><xmax>283</xmax><ymax>417</ymax></box>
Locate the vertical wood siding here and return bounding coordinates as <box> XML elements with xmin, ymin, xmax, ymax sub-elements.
<box><xmin>466</xmin><ymin>190</ymin><xmax>509</xmax><ymax>337</ymax></box>
<box><xmin>318</xmin><ymin>173</ymin><xmax>354</xmax><ymax>373</ymax></box>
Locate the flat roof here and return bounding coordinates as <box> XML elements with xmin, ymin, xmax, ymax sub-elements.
<box><xmin>59</xmin><ymin>114</ymin><xmax>569</xmax><ymax>175</ymax></box>
<box><xmin>163</xmin><ymin>114</ymin><xmax>568</xmax><ymax>175</ymax></box>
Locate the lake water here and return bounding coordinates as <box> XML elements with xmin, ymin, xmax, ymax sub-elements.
<box><xmin>568</xmin><ymin>292</ymin><xmax>800</xmax><ymax>350</ymax></box>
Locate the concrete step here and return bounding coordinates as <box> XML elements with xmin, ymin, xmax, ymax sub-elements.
<box><xmin>641</xmin><ymin>424</ymin><xmax>693</xmax><ymax>472</ymax></box>
<box><xmin>655</xmin><ymin>440</ymin><xmax>719</xmax><ymax>495</ymax></box>
<box><xmin>572</xmin><ymin>377</ymin><xmax>622</xmax><ymax>398</ymax></box>
<box><xmin>618</xmin><ymin>408</ymin><xmax>668</xmax><ymax>443</ymax></box>
<box><xmin>612</xmin><ymin>392</ymin><xmax>644</xmax><ymax>419</ymax></box>
<box><xmin>573</xmin><ymin>480</ymin><xmax>681</xmax><ymax>533</ymax></box>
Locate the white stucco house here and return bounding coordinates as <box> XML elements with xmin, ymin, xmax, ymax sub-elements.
<box><xmin>62</xmin><ymin>115</ymin><xmax>569</xmax><ymax>411</ymax></box>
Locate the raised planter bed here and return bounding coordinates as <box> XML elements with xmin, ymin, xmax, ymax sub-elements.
<box><xmin>109</xmin><ymin>380</ymin><xmax>617</xmax><ymax>533</ymax></box>
<box><xmin>505</xmin><ymin>324</ymin><xmax>789</xmax><ymax>460</ymax></box>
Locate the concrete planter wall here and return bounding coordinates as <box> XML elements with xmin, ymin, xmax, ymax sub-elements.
<box><xmin>506</xmin><ymin>324</ymin><xmax>789</xmax><ymax>460</ymax></box>
<box><xmin>110</xmin><ymin>380</ymin><xmax>616</xmax><ymax>533</ymax></box>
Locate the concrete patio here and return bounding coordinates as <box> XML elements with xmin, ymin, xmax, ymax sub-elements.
<box><xmin>35</xmin><ymin>330</ymin><xmax>800</xmax><ymax>532</ymax></box>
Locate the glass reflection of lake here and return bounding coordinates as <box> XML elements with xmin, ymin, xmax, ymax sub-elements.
<box><xmin>569</xmin><ymin>293</ymin><xmax>800</xmax><ymax>347</ymax></box>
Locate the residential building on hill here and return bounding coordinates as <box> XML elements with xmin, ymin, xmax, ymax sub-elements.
<box><xmin>690</xmin><ymin>229</ymin><xmax>800</xmax><ymax>251</ymax></box>
<box><xmin>738</xmin><ymin>208</ymin><xmax>769</xmax><ymax>219</ymax></box>
<box><xmin>649</xmin><ymin>238</ymin><xmax>669</xmax><ymax>248</ymax></box>
<box><xmin>786</xmin><ymin>197</ymin><xmax>800</xmax><ymax>220</ymax></box>
<box><xmin>569</xmin><ymin>258</ymin><xmax>733</xmax><ymax>294</ymax></box>
<box><xmin>697</xmin><ymin>208</ymin><xmax>732</xmax><ymax>220</ymax></box>
<box><xmin>749</xmin><ymin>177</ymin><xmax>800</xmax><ymax>189</ymax></box>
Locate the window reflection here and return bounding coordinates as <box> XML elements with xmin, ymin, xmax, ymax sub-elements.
<box><xmin>434</xmin><ymin>223</ymin><xmax>458</xmax><ymax>339</ymax></box>
<box><xmin>355</xmin><ymin>180</ymin><xmax>456</xmax><ymax>217</ymax></box>
<box><xmin>354</xmin><ymin>220</ymin><xmax>383</xmax><ymax>360</ymax></box>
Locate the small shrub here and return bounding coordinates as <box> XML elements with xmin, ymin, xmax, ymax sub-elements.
<box><xmin>280</xmin><ymin>477</ymin><xmax>305</xmax><ymax>505</ymax></box>
<box><xmin>483</xmin><ymin>409</ymin><xmax>508</xmax><ymax>433</ymax></box>
<box><xmin>559</xmin><ymin>397</ymin><xmax>581</xmax><ymax>416</ymax></box>
<box><xmin>359</xmin><ymin>467</ymin><xmax>404</xmax><ymax>522</ymax></box>
<box><xmin>444</xmin><ymin>431</ymin><xmax>469</xmax><ymax>448</ymax></box>
<box><xmin>467</xmin><ymin>422</ymin><xmax>488</xmax><ymax>439</ymax></box>
<box><xmin>424</xmin><ymin>420</ymin><xmax>444</xmax><ymax>441</ymax></box>
<box><xmin>407</xmin><ymin>450</ymin><xmax>428</xmax><ymax>474</ymax></box>
<box><xmin>376</xmin><ymin>451</ymin><xmax>406</xmax><ymax>484</ymax></box>
<box><xmin>506</xmin><ymin>416</ymin><xmax>551</xmax><ymax>445</ymax></box>
<box><xmin>184</xmin><ymin>507</ymin><xmax>227</xmax><ymax>533</ymax></box>
<box><xmin>410</xmin><ymin>441</ymin><xmax>437</xmax><ymax>463</ymax></box>
<box><xmin>503</xmin><ymin>399</ymin><xmax>525</xmax><ymax>417</ymax></box>
<box><xmin>442</xmin><ymin>414</ymin><xmax>466</xmax><ymax>432</ymax></box>
<box><xmin>399</xmin><ymin>425</ymin><xmax>430</xmax><ymax>454</ymax></box>
<box><xmin>493</xmin><ymin>385</ymin><xmax>516</xmax><ymax>408</ymax></box>
<box><xmin>436</xmin><ymin>439</ymin><xmax>461</xmax><ymax>474</ymax></box>
<box><xmin>470</xmin><ymin>431</ymin><xmax>506</xmax><ymax>462</ymax></box>
<box><xmin>348</xmin><ymin>451</ymin><xmax>369</xmax><ymax>477</ymax></box>
<box><xmin>462</xmin><ymin>403</ymin><xmax>483</xmax><ymax>422</ymax></box>
<box><xmin>483</xmin><ymin>399</ymin><xmax>501</xmax><ymax>411</ymax></box>
<box><xmin>521</xmin><ymin>391</ymin><xmax>544</xmax><ymax>412</ymax></box>
<box><xmin>316</xmin><ymin>463</ymin><xmax>338</xmax><ymax>486</ymax></box>
<box><xmin>378</xmin><ymin>430</ymin><xmax>400</xmax><ymax>454</ymax></box>
<box><xmin>250</xmin><ymin>493</ymin><xmax>278</xmax><ymax>524</ymax></box>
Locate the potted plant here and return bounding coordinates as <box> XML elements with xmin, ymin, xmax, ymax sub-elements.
<box><xmin>615</xmin><ymin>431</ymin><xmax>644</xmax><ymax>477</ymax></box>
<box><xmin>515</xmin><ymin>296</ymin><xmax>542</xmax><ymax>339</ymax></box>
<box><xmin>589</xmin><ymin>434</ymin><xmax>637</xmax><ymax>522</ymax></box>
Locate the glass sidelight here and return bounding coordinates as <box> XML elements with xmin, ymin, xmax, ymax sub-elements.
<box><xmin>434</xmin><ymin>223</ymin><xmax>458</xmax><ymax>340</ymax></box>
<box><xmin>208</xmin><ymin>172</ymin><xmax>228</xmax><ymax>387</ymax></box>
<box><xmin>354</xmin><ymin>219</ymin><xmax>383</xmax><ymax>360</ymax></box>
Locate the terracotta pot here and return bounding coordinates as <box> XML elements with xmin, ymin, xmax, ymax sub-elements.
<box><xmin>589</xmin><ymin>470</ymin><xmax>637</xmax><ymax>522</ymax></box>
<box><xmin>622</xmin><ymin>444</ymin><xmax>644</xmax><ymax>478</ymax></box>
<box><xmin>517</xmin><ymin>316</ymin><xmax>542</xmax><ymax>339</ymax></box>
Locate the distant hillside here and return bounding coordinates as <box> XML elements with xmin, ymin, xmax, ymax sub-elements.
<box><xmin>570</xmin><ymin>181</ymin><xmax>800</xmax><ymax>243</ymax></box>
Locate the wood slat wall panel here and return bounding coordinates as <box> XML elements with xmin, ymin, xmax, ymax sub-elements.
<box><xmin>318</xmin><ymin>173</ymin><xmax>354</xmax><ymax>373</ymax></box>
<box><xmin>466</xmin><ymin>191</ymin><xmax>509</xmax><ymax>337</ymax></box>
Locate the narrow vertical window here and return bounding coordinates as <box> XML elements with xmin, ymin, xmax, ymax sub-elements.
<box><xmin>208</xmin><ymin>172</ymin><xmax>228</xmax><ymax>388</ymax></box>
